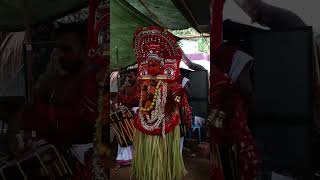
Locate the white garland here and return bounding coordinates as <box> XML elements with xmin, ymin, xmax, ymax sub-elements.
<box><xmin>139</xmin><ymin>80</ymin><xmax>168</xmax><ymax>135</ymax></box>
<box><xmin>91</xmin><ymin>80</ymin><xmax>108</xmax><ymax>179</ymax></box>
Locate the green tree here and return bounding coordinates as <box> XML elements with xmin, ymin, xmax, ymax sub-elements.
<box><xmin>198</xmin><ymin>37</ymin><xmax>210</xmax><ymax>53</ymax></box>
<box><xmin>172</xmin><ymin>28</ymin><xmax>209</xmax><ymax>53</ymax></box>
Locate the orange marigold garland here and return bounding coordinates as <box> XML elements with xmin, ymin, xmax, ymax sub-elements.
<box><xmin>88</xmin><ymin>0</ymin><xmax>109</xmax><ymax>178</ymax></box>
<box><xmin>92</xmin><ymin>75</ymin><xmax>109</xmax><ymax>178</ymax></box>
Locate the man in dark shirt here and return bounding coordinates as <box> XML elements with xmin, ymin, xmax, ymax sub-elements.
<box><xmin>8</xmin><ymin>23</ymin><xmax>100</xmax><ymax>176</ymax></box>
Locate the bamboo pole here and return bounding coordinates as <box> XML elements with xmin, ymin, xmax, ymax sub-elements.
<box><xmin>116</xmin><ymin>45</ymin><xmax>121</xmax><ymax>93</ymax></box>
<box><xmin>23</xmin><ymin>0</ymin><xmax>33</xmax><ymax>103</ymax></box>
<box><xmin>313</xmin><ymin>40</ymin><xmax>320</xmax><ymax>83</ymax></box>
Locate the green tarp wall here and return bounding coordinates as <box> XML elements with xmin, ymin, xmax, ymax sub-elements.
<box><xmin>110</xmin><ymin>0</ymin><xmax>191</xmax><ymax>70</ymax></box>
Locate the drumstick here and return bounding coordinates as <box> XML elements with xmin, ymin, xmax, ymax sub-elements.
<box><xmin>54</xmin><ymin>161</ymin><xmax>63</xmax><ymax>176</ymax></box>
<box><xmin>122</xmin><ymin>108</ymin><xmax>135</xmax><ymax>141</ymax></box>
<box><xmin>118</xmin><ymin>122</ymin><xmax>130</xmax><ymax>147</ymax></box>
<box><xmin>47</xmin><ymin>145</ymin><xmax>67</xmax><ymax>174</ymax></box>
<box><xmin>48</xmin><ymin>145</ymin><xmax>70</xmax><ymax>175</ymax></box>
<box><xmin>123</xmin><ymin>120</ymin><xmax>134</xmax><ymax>141</ymax></box>
<box><xmin>123</xmin><ymin>120</ymin><xmax>134</xmax><ymax>142</ymax></box>
<box><xmin>124</xmin><ymin>107</ymin><xmax>133</xmax><ymax>117</ymax></box>
<box><xmin>115</xmin><ymin>112</ymin><xmax>130</xmax><ymax>146</ymax></box>
<box><xmin>118</xmin><ymin>122</ymin><xmax>131</xmax><ymax>146</ymax></box>
<box><xmin>112</xmin><ymin>126</ymin><xmax>125</xmax><ymax>146</ymax></box>
<box><xmin>110</xmin><ymin>121</ymin><xmax>123</xmax><ymax>143</ymax></box>
<box><xmin>111</xmin><ymin>115</ymin><xmax>125</xmax><ymax>145</ymax></box>
<box><xmin>128</xmin><ymin>122</ymin><xmax>135</xmax><ymax>141</ymax></box>
<box><xmin>120</xmin><ymin>110</ymin><xmax>134</xmax><ymax>141</ymax></box>
<box><xmin>129</xmin><ymin>117</ymin><xmax>136</xmax><ymax>141</ymax></box>
<box><xmin>111</xmin><ymin>124</ymin><xmax>125</xmax><ymax>146</ymax></box>
<box><xmin>129</xmin><ymin>118</ymin><xmax>135</xmax><ymax>131</ymax></box>
<box><xmin>122</xmin><ymin>108</ymin><xmax>134</xmax><ymax>135</ymax></box>
<box><xmin>60</xmin><ymin>155</ymin><xmax>72</xmax><ymax>175</ymax></box>
<box><xmin>124</xmin><ymin>108</ymin><xmax>135</xmax><ymax>137</ymax></box>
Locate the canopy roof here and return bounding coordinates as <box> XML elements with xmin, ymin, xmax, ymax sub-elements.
<box><xmin>124</xmin><ymin>0</ymin><xmax>210</xmax><ymax>32</ymax></box>
<box><xmin>0</xmin><ymin>0</ymin><xmax>211</xmax><ymax>70</ymax></box>
<box><xmin>110</xmin><ymin>0</ymin><xmax>155</xmax><ymax>70</ymax></box>
<box><xmin>0</xmin><ymin>0</ymin><xmax>87</xmax><ymax>31</ymax></box>
<box><xmin>110</xmin><ymin>0</ymin><xmax>210</xmax><ymax>70</ymax></box>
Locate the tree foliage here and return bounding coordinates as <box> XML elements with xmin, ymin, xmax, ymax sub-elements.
<box><xmin>172</xmin><ymin>28</ymin><xmax>210</xmax><ymax>53</ymax></box>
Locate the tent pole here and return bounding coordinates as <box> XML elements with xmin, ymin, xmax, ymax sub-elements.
<box><xmin>313</xmin><ymin>40</ymin><xmax>320</xmax><ymax>83</ymax></box>
<box><xmin>116</xmin><ymin>45</ymin><xmax>120</xmax><ymax>92</ymax></box>
<box><xmin>23</xmin><ymin>0</ymin><xmax>33</xmax><ymax>104</ymax></box>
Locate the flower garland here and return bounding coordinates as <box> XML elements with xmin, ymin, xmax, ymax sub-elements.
<box><xmin>86</xmin><ymin>0</ymin><xmax>109</xmax><ymax>178</ymax></box>
<box><xmin>139</xmin><ymin>81</ymin><xmax>161</xmax><ymax>112</ymax></box>
<box><xmin>91</xmin><ymin>50</ymin><xmax>109</xmax><ymax>179</ymax></box>
<box><xmin>138</xmin><ymin>80</ymin><xmax>168</xmax><ymax>136</ymax></box>
<box><xmin>91</xmin><ymin>78</ymin><xmax>109</xmax><ymax>179</ymax></box>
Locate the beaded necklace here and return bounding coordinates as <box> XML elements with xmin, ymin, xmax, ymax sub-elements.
<box><xmin>138</xmin><ymin>80</ymin><xmax>168</xmax><ymax>134</ymax></box>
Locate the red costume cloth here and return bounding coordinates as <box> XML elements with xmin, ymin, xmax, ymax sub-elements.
<box><xmin>118</xmin><ymin>81</ymin><xmax>191</xmax><ymax>135</ymax></box>
<box><xmin>209</xmin><ymin>44</ymin><xmax>261</xmax><ymax>180</ymax></box>
<box><xmin>118</xmin><ymin>26</ymin><xmax>191</xmax><ymax>136</ymax></box>
<box><xmin>21</xmin><ymin>67</ymin><xmax>99</xmax><ymax>146</ymax></box>
<box><xmin>177</xmin><ymin>75</ymin><xmax>184</xmax><ymax>85</ymax></box>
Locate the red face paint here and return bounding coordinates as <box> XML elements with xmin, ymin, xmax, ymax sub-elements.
<box><xmin>147</xmin><ymin>60</ymin><xmax>161</xmax><ymax>76</ymax></box>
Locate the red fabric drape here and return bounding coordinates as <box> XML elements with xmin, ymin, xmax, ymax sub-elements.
<box><xmin>76</xmin><ymin>0</ymin><xmax>109</xmax><ymax>178</ymax></box>
<box><xmin>210</xmin><ymin>0</ymin><xmax>224</xmax><ymax>54</ymax></box>
<box><xmin>210</xmin><ymin>0</ymin><xmax>225</xmax><ymax>105</ymax></box>
<box><xmin>88</xmin><ymin>0</ymin><xmax>100</xmax><ymax>54</ymax></box>
<box><xmin>209</xmin><ymin>1</ymin><xmax>225</xmax><ymax>178</ymax></box>
<box><xmin>209</xmin><ymin>2</ymin><xmax>261</xmax><ymax>179</ymax></box>
<box><xmin>209</xmin><ymin>65</ymin><xmax>261</xmax><ymax>180</ymax></box>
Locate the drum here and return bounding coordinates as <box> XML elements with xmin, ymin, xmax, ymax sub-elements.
<box><xmin>0</xmin><ymin>144</ymin><xmax>72</xmax><ymax>179</ymax></box>
<box><xmin>110</xmin><ymin>106</ymin><xmax>135</xmax><ymax>147</ymax></box>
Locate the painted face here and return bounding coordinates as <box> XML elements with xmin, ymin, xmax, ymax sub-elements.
<box><xmin>147</xmin><ymin>59</ymin><xmax>161</xmax><ymax>76</ymax></box>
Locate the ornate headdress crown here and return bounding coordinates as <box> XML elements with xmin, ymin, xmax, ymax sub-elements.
<box><xmin>133</xmin><ymin>26</ymin><xmax>182</xmax><ymax>81</ymax></box>
<box><xmin>145</xmin><ymin>43</ymin><xmax>163</xmax><ymax>62</ymax></box>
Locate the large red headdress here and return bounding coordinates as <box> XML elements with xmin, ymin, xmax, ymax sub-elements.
<box><xmin>133</xmin><ymin>26</ymin><xmax>182</xmax><ymax>82</ymax></box>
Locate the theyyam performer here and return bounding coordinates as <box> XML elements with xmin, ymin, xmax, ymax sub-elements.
<box><xmin>118</xmin><ymin>26</ymin><xmax>192</xmax><ymax>180</ymax></box>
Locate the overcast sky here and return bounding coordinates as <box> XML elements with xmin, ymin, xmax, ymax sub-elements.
<box><xmin>223</xmin><ymin>0</ymin><xmax>320</xmax><ymax>34</ymax></box>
